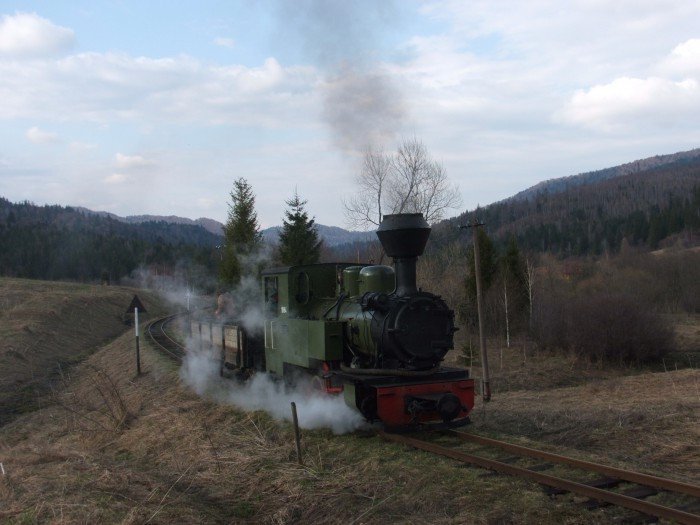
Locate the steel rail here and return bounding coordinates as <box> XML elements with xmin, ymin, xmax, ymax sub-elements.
<box><xmin>378</xmin><ymin>431</ymin><xmax>700</xmax><ymax>525</ymax></box>
<box><xmin>146</xmin><ymin>314</ymin><xmax>186</xmax><ymax>362</ymax></box>
<box><xmin>444</xmin><ymin>430</ymin><xmax>700</xmax><ymax>499</ymax></box>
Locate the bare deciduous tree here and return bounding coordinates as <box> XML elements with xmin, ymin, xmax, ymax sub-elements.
<box><xmin>343</xmin><ymin>145</ymin><xmax>392</xmax><ymax>229</ymax></box>
<box><xmin>525</xmin><ymin>256</ymin><xmax>536</xmax><ymax>328</ymax></box>
<box><xmin>344</xmin><ymin>138</ymin><xmax>462</xmax><ymax>229</ymax></box>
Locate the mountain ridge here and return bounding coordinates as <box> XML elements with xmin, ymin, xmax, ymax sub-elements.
<box><xmin>507</xmin><ymin>147</ymin><xmax>700</xmax><ymax>203</ymax></box>
<box><xmin>74</xmin><ymin>207</ymin><xmax>374</xmax><ymax>247</ymax></box>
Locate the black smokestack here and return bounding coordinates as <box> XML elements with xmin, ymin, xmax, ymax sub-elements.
<box><xmin>376</xmin><ymin>213</ymin><xmax>430</xmax><ymax>296</ymax></box>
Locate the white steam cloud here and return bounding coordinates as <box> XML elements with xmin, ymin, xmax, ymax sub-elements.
<box><xmin>227</xmin><ymin>273</ymin><xmax>266</xmax><ymax>332</ymax></box>
<box><xmin>179</xmin><ymin>242</ymin><xmax>363</xmax><ymax>434</ymax></box>
<box><xmin>180</xmin><ymin>338</ymin><xmax>365</xmax><ymax>435</ymax></box>
<box><xmin>122</xmin><ymin>264</ymin><xmax>216</xmax><ymax>310</ymax></box>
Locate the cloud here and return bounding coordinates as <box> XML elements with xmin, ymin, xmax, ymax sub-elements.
<box><xmin>555</xmin><ymin>38</ymin><xmax>700</xmax><ymax>132</ymax></box>
<box><xmin>214</xmin><ymin>37</ymin><xmax>235</xmax><ymax>49</ymax></box>
<box><xmin>69</xmin><ymin>141</ymin><xmax>97</xmax><ymax>151</ymax></box>
<box><xmin>0</xmin><ymin>50</ymin><xmax>317</xmax><ymax>125</ymax></box>
<box><xmin>26</xmin><ymin>126</ymin><xmax>60</xmax><ymax>144</ymax></box>
<box><xmin>556</xmin><ymin>77</ymin><xmax>700</xmax><ymax>131</ymax></box>
<box><xmin>4</xmin><ymin>5</ymin><xmax>700</xmax><ymax>228</ymax></box>
<box><xmin>115</xmin><ymin>153</ymin><xmax>155</xmax><ymax>168</ymax></box>
<box><xmin>0</xmin><ymin>12</ymin><xmax>74</xmax><ymax>56</ymax></box>
<box><xmin>196</xmin><ymin>197</ymin><xmax>215</xmax><ymax>209</ymax></box>
<box><xmin>104</xmin><ymin>173</ymin><xmax>127</xmax><ymax>184</ymax></box>
<box><xmin>660</xmin><ymin>38</ymin><xmax>700</xmax><ymax>77</ymax></box>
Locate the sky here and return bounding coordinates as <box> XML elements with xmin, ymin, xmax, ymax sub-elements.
<box><xmin>1</xmin><ymin>1</ymin><xmax>700</xmax><ymax>229</ymax></box>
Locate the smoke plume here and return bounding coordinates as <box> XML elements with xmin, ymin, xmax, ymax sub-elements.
<box><xmin>276</xmin><ymin>0</ymin><xmax>406</xmax><ymax>152</ymax></box>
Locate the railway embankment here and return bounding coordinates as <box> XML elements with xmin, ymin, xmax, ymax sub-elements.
<box><xmin>0</xmin><ymin>278</ymin><xmax>165</xmax><ymax>425</ymax></box>
<box><xmin>1</xmin><ymin>278</ymin><xmax>698</xmax><ymax>524</ymax></box>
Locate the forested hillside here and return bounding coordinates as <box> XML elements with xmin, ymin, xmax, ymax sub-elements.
<box><xmin>3</xmin><ymin>149</ymin><xmax>700</xmax><ymax>287</ymax></box>
<box><xmin>433</xmin><ymin>154</ymin><xmax>700</xmax><ymax>256</ymax></box>
<box><xmin>0</xmin><ymin>198</ymin><xmax>221</xmax><ymax>286</ymax></box>
<box><xmin>511</xmin><ymin>147</ymin><xmax>700</xmax><ymax>202</ymax></box>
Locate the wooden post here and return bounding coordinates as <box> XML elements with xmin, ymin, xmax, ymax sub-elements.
<box><xmin>135</xmin><ymin>306</ymin><xmax>141</xmax><ymax>375</ymax></box>
<box><xmin>291</xmin><ymin>402</ymin><xmax>303</xmax><ymax>465</ymax></box>
<box><xmin>461</xmin><ymin>222</ymin><xmax>491</xmax><ymax>402</ymax></box>
<box><xmin>219</xmin><ymin>323</ymin><xmax>226</xmax><ymax>377</ymax></box>
<box><xmin>125</xmin><ymin>295</ymin><xmax>146</xmax><ymax>377</ymax></box>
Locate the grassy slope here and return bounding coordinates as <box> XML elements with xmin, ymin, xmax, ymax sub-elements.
<box><xmin>0</xmin><ymin>278</ymin><xmax>167</xmax><ymax>426</ymax></box>
<box><xmin>467</xmin><ymin>347</ymin><xmax>700</xmax><ymax>482</ymax></box>
<box><xmin>0</xmin><ymin>279</ymin><xmax>698</xmax><ymax>524</ymax></box>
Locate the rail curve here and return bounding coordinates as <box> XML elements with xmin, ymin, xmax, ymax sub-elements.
<box><xmin>378</xmin><ymin>430</ymin><xmax>700</xmax><ymax>524</ymax></box>
<box><xmin>145</xmin><ymin>313</ymin><xmax>186</xmax><ymax>362</ymax></box>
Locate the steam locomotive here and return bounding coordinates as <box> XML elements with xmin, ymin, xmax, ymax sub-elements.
<box><xmin>201</xmin><ymin>213</ymin><xmax>475</xmax><ymax>430</ymax></box>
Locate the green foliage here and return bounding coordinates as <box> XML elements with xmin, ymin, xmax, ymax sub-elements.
<box><xmin>502</xmin><ymin>237</ymin><xmax>526</xmax><ymax>289</ymax></box>
<box><xmin>460</xmin><ymin>228</ymin><xmax>499</xmax><ymax>328</ymax></box>
<box><xmin>458</xmin><ymin>231</ymin><xmax>532</xmax><ymax>338</ymax></box>
<box><xmin>231</xmin><ymin>501</ymin><xmax>257</xmax><ymax>519</ymax></box>
<box><xmin>435</xmin><ymin>161</ymin><xmax>700</xmax><ymax>258</ymax></box>
<box><xmin>278</xmin><ymin>190</ymin><xmax>322</xmax><ymax>266</ymax></box>
<box><xmin>220</xmin><ymin>178</ymin><xmax>263</xmax><ymax>286</ymax></box>
<box><xmin>0</xmin><ymin>198</ymin><xmax>220</xmax><ymax>286</ymax></box>
<box><xmin>465</xmin><ymin>228</ymin><xmax>499</xmax><ymax>294</ymax></box>
<box><xmin>500</xmin><ymin>236</ymin><xmax>529</xmax><ymax>327</ymax></box>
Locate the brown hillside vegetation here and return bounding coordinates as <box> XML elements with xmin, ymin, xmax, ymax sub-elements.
<box><xmin>470</xmin><ymin>353</ymin><xmax>700</xmax><ymax>482</ymax></box>
<box><xmin>0</xmin><ymin>278</ymin><xmax>166</xmax><ymax>426</ymax></box>
<box><xmin>0</xmin><ymin>280</ymin><xmax>698</xmax><ymax>524</ymax></box>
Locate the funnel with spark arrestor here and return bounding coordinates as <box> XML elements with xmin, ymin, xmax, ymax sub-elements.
<box><xmin>376</xmin><ymin>213</ymin><xmax>430</xmax><ymax>297</ymax></box>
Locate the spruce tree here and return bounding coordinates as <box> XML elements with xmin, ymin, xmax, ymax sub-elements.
<box><xmin>460</xmin><ymin>228</ymin><xmax>499</xmax><ymax>329</ymax></box>
<box><xmin>500</xmin><ymin>236</ymin><xmax>528</xmax><ymax>341</ymax></box>
<box><xmin>220</xmin><ymin>178</ymin><xmax>262</xmax><ymax>286</ymax></box>
<box><xmin>502</xmin><ymin>236</ymin><xmax>527</xmax><ymax>299</ymax></box>
<box><xmin>278</xmin><ymin>190</ymin><xmax>322</xmax><ymax>266</ymax></box>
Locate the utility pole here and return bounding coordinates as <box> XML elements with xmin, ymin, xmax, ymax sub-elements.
<box><xmin>460</xmin><ymin>221</ymin><xmax>491</xmax><ymax>402</ymax></box>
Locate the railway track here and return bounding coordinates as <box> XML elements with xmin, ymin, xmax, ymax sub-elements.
<box><xmin>378</xmin><ymin>430</ymin><xmax>700</xmax><ymax>524</ymax></box>
<box><xmin>145</xmin><ymin>312</ymin><xmax>699</xmax><ymax>522</ymax></box>
<box><xmin>146</xmin><ymin>313</ymin><xmax>186</xmax><ymax>362</ymax></box>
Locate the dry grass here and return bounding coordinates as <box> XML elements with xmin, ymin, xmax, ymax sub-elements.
<box><xmin>445</xmin><ymin>335</ymin><xmax>633</xmax><ymax>393</ymax></box>
<box><xmin>1</xmin><ymin>278</ymin><xmax>699</xmax><ymax>524</ymax></box>
<box><xmin>0</xmin><ymin>277</ymin><xmax>166</xmax><ymax>426</ymax></box>
<box><xmin>2</xmin><ymin>333</ymin><xmax>566</xmax><ymax>524</ymax></box>
<box><xmin>469</xmin><ymin>368</ymin><xmax>700</xmax><ymax>483</ymax></box>
<box><xmin>449</xmin><ymin>326</ymin><xmax>700</xmax><ymax>484</ymax></box>
<box><xmin>672</xmin><ymin>313</ymin><xmax>700</xmax><ymax>359</ymax></box>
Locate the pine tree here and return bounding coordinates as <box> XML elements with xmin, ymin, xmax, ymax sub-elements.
<box><xmin>502</xmin><ymin>236</ymin><xmax>527</xmax><ymax>297</ymax></box>
<box><xmin>278</xmin><ymin>190</ymin><xmax>322</xmax><ymax>266</ymax></box>
<box><xmin>500</xmin><ymin>236</ymin><xmax>528</xmax><ymax>344</ymax></box>
<box><xmin>459</xmin><ymin>228</ymin><xmax>499</xmax><ymax>329</ymax></box>
<box><xmin>466</xmin><ymin>228</ymin><xmax>499</xmax><ymax>296</ymax></box>
<box><xmin>220</xmin><ymin>178</ymin><xmax>262</xmax><ymax>286</ymax></box>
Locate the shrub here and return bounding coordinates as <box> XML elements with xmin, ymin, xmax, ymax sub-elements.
<box><xmin>533</xmin><ymin>292</ymin><xmax>673</xmax><ymax>365</ymax></box>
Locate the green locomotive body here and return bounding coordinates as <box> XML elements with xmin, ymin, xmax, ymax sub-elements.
<box><xmin>248</xmin><ymin>214</ymin><xmax>475</xmax><ymax>429</ymax></box>
<box><xmin>261</xmin><ymin>263</ymin><xmax>394</xmax><ymax>377</ymax></box>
